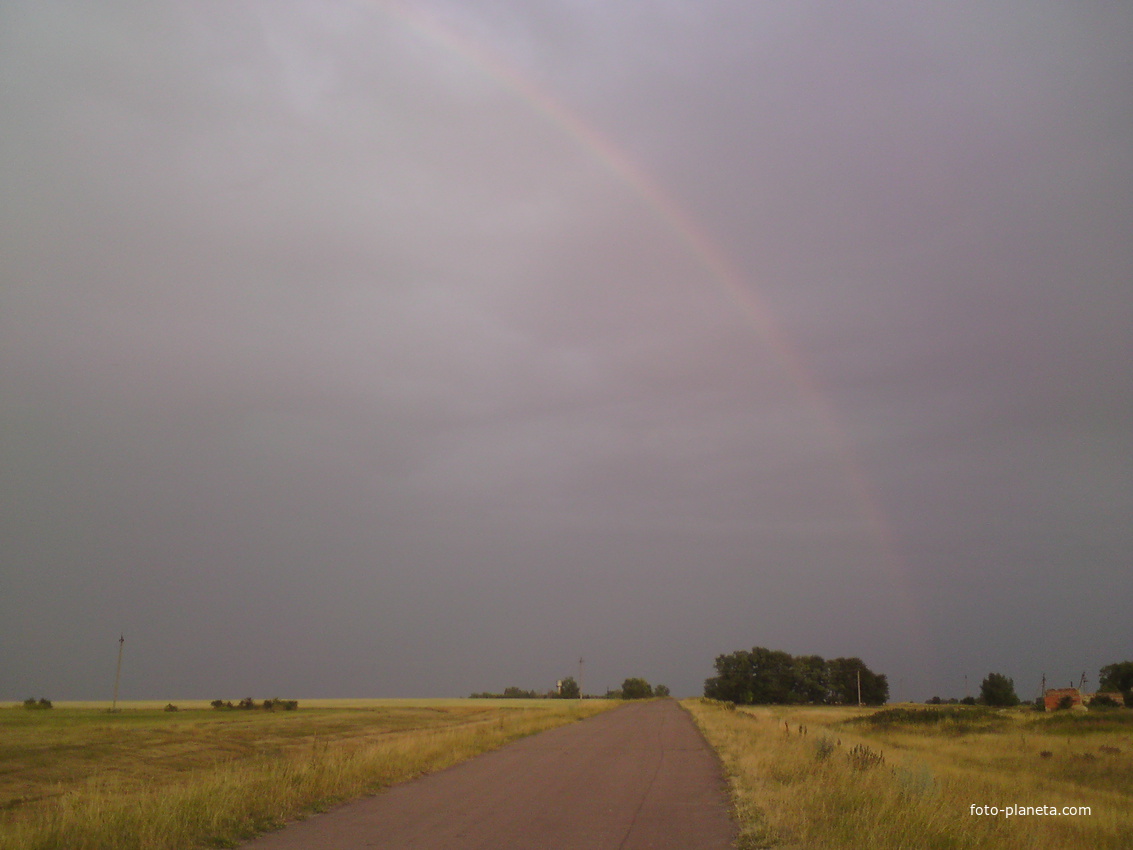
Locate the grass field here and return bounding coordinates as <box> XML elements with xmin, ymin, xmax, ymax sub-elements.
<box><xmin>685</xmin><ymin>698</ymin><xmax>1133</xmax><ymax>849</ymax></box>
<box><xmin>0</xmin><ymin>698</ymin><xmax>615</xmax><ymax>850</ymax></box>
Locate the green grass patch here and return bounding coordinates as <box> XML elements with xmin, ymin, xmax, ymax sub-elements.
<box><xmin>1038</xmin><ymin>710</ymin><xmax>1133</xmax><ymax>734</ymax></box>
<box><xmin>850</xmin><ymin>705</ymin><xmax>1011</xmax><ymax>734</ymax></box>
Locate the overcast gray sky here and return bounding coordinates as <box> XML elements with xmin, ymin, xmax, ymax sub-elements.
<box><xmin>2</xmin><ymin>1</ymin><xmax>1130</xmax><ymax>702</ymax></box>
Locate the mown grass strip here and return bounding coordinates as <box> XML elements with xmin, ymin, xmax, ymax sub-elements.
<box><xmin>0</xmin><ymin>701</ymin><xmax>613</xmax><ymax>850</ymax></box>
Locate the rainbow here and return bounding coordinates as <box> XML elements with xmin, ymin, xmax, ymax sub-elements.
<box><xmin>371</xmin><ymin>1</ymin><xmax>920</xmax><ymax>642</ymax></box>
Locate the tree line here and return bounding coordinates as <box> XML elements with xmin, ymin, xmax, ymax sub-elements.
<box><xmin>471</xmin><ymin>676</ymin><xmax>670</xmax><ymax>700</ymax></box>
<box><xmin>931</xmin><ymin>662</ymin><xmax>1133</xmax><ymax>708</ymax></box>
<box><xmin>703</xmin><ymin>647</ymin><xmax>888</xmax><ymax>705</ymax></box>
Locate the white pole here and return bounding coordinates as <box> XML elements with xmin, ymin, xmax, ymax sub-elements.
<box><xmin>112</xmin><ymin>635</ymin><xmax>125</xmax><ymax>711</ymax></box>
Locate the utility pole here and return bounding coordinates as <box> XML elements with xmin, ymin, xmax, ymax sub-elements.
<box><xmin>112</xmin><ymin>635</ymin><xmax>125</xmax><ymax>712</ymax></box>
<box><xmin>857</xmin><ymin>668</ymin><xmax>862</xmax><ymax>706</ymax></box>
<box><xmin>579</xmin><ymin>658</ymin><xmax>584</xmax><ymax>700</ymax></box>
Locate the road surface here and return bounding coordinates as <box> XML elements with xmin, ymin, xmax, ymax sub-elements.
<box><xmin>241</xmin><ymin>699</ymin><xmax>737</xmax><ymax>849</ymax></box>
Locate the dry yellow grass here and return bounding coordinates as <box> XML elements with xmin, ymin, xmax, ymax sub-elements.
<box><xmin>0</xmin><ymin>699</ymin><xmax>614</xmax><ymax>850</ymax></box>
<box><xmin>684</xmin><ymin>699</ymin><xmax>1132</xmax><ymax>849</ymax></box>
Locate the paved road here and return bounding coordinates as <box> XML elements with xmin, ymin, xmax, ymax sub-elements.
<box><xmin>241</xmin><ymin>699</ymin><xmax>736</xmax><ymax>849</ymax></box>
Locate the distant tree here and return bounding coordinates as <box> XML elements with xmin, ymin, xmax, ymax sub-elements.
<box><xmin>704</xmin><ymin>649</ymin><xmax>755</xmax><ymax>703</ymax></box>
<box><xmin>979</xmin><ymin>673</ymin><xmax>1020</xmax><ymax>707</ymax></box>
<box><xmin>960</xmin><ymin>696</ymin><xmax>977</xmax><ymax>706</ymax></box>
<box><xmin>653</xmin><ymin>684</ymin><xmax>671</xmax><ymax>698</ymax></box>
<box><xmin>704</xmin><ymin>647</ymin><xmax>796</xmax><ymax>703</ymax></box>
<box><xmin>22</xmin><ymin>697</ymin><xmax>52</xmax><ymax>710</ymax></box>
<box><xmin>750</xmin><ymin>648</ymin><xmax>796</xmax><ymax>703</ymax></box>
<box><xmin>621</xmin><ymin>678</ymin><xmax>653</xmax><ymax>700</ymax></box>
<box><xmin>1099</xmin><ymin>662</ymin><xmax>1133</xmax><ymax>706</ymax></box>
<box><xmin>557</xmin><ymin>677</ymin><xmax>581</xmax><ymax>699</ymax></box>
<box><xmin>502</xmin><ymin>686</ymin><xmax>538</xmax><ymax>699</ymax></box>
<box><xmin>827</xmin><ymin>657</ymin><xmax>889</xmax><ymax>706</ymax></box>
<box><xmin>790</xmin><ymin>655</ymin><xmax>828</xmax><ymax>703</ymax></box>
<box><xmin>704</xmin><ymin>647</ymin><xmax>887</xmax><ymax>705</ymax></box>
<box><xmin>927</xmin><ymin>696</ymin><xmax>943</xmax><ymax>705</ymax></box>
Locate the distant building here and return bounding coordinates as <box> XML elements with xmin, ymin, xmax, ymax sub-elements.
<box><xmin>1043</xmin><ymin>687</ymin><xmax>1083</xmax><ymax>711</ymax></box>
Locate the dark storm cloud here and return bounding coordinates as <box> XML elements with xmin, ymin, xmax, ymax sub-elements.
<box><xmin>2</xmin><ymin>1</ymin><xmax>1129</xmax><ymax>702</ymax></box>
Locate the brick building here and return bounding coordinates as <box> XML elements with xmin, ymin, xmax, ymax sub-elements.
<box><xmin>1043</xmin><ymin>687</ymin><xmax>1083</xmax><ymax>711</ymax></box>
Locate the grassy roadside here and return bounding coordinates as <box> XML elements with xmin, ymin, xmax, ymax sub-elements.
<box><xmin>684</xmin><ymin>698</ymin><xmax>1131</xmax><ymax>849</ymax></box>
<box><xmin>0</xmin><ymin>699</ymin><xmax>614</xmax><ymax>850</ymax></box>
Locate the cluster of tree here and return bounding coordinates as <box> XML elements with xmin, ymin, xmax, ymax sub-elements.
<box><xmin>210</xmin><ymin>698</ymin><xmax>298</xmax><ymax>710</ymax></box>
<box><xmin>977</xmin><ymin>673</ymin><xmax>1019</xmax><ymax>707</ymax></box>
<box><xmin>470</xmin><ymin>687</ymin><xmax>541</xmax><ymax>699</ymax></box>
<box><xmin>22</xmin><ymin>697</ymin><xmax>53</xmax><ymax>710</ymax></box>
<box><xmin>703</xmin><ymin>647</ymin><xmax>888</xmax><ymax>705</ymax></box>
<box><xmin>471</xmin><ymin>676</ymin><xmax>670</xmax><ymax>700</ymax></box>
<box><xmin>1100</xmin><ymin>661</ymin><xmax>1133</xmax><ymax>707</ymax></box>
<box><xmin>612</xmin><ymin>678</ymin><xmax>670</xmax><ymax>700</ymax></box>
<box><xmin>926</xmin><ymin>695</ymin><xmax>979</xmax><ymax>706</ymax></box>
<box><xmin>470</xmin><ymin>678</ymin><xmax>583</xmax><ymax>699</ymax></box>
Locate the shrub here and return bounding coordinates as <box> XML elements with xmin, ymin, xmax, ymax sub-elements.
<box><xmin>848</xmin><ymin>743</ymin><xmax>884</xmax><ymax>770</ymax></box>
<box><xmin>22</xmin><ymin>697</ymin><xmax>52</xmax><ymax>709</ymax></box>
<box><xmin>210</xmin><ymin>699</ymin><xmax>234</xmax><ymax>710</ymax></box>
<box><xmin>653</xmin><ymin>684</ymin><xmax>671</xmax><ymax>698</ymax></box>
<box><xmin>164</xmin><ymin>703</ymin><xmax>178</xmax><ymax>712</ymax></box>
<box><xmin>814</xmin><ymin>736</ymin><xmax>836</xmax><ymax>762</ymax></box>
<box><xmin>1058</xmin><ymin>695</ymin><xmax>1075</xmax><ymax>711</ymax></box>
<box><xmin>1088</xmin><ymin>694</ymin><xmax>1120</xmax><ymax>710</ymax></box>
